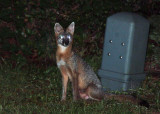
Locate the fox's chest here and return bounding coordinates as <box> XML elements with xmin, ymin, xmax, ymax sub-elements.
<box><xmin>57</xmin><ymin>59</ymin><xmax>66</xmax><ymax>68</ymax></box>
<box><xmin>57</xmin><ymin>59</ymin><xmax>73</xmax><ymax>81</ymax></box>
<box><xmin>56</xmin><ymin>54</ymin><xmax>76</xmax><ymax>71</ymax></box>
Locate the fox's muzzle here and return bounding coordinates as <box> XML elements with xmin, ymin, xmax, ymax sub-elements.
<box><xmin>58</xmin><ymin>33</ymin><xmax>72</xmax><ymax>47</ymax></box>
<box><xmin>62</xmin><ymin>38</ymin><xmax>69</xmax><ymax>46</ymax></box>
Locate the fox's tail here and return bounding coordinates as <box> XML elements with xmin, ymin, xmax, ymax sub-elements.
<box><xmin>104</xmin><ymin>93</ymin><xmax>149</xmax><ymax>108</ymax></box>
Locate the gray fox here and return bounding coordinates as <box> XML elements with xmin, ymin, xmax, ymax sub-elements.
<box><xmin>54</xmin><ymin>22</ymin><xmax>149</xmax><ymax>107</ymax></box>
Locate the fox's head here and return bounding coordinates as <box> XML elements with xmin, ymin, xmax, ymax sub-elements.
<box><xmin>54</xmin><ymin>22</ymin><xmax>75</xmax><ymax>47</ymax></box>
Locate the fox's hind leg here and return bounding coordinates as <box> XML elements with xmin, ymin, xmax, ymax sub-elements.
<box><xmin>79</xmin><ymin>84</ymin><xmax>104</xmax><ymax>101</ymax></box>
<box><xmin>79</xmin><ymin>89</ymin><xmax>89</xmax><ymax>100</ymax></box>
<box><xmin>86</xmin><ymin>84</ymin><xmax>104</xmax><ymax>101</ymax></box>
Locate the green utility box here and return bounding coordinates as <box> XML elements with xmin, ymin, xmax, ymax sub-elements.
<box><xmin>98</xmin><ymin>12</ymin><xmax>150</xmax><ymax>91</ymax></box>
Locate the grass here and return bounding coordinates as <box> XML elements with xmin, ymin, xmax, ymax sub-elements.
<box><xmin>0</xmin><ymin>56</ymin><xmax>160</xmax><ymax>113</ymax></box>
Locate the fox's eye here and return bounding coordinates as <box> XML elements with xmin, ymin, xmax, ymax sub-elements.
<box><xmin>59</xmin><ymin>35</ymin><xmax>64</xmax><ymax>39</ymax></box>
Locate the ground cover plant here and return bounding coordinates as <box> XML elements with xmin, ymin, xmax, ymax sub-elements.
<box><xmin>0</xmin><ymin>0</ymin><xmax>160</xmax><ymax>113</ymax></box>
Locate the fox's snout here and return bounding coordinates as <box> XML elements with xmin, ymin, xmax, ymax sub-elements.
<box><xmin>62</xmin><ymin>38</ymin><xmax>69</xmax><ymax>46</ymax></box>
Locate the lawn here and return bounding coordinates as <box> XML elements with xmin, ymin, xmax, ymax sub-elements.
<box><xmin>0</xmin><ymin>56</ymin><xmax>160</xmax><ymax>113</ymax></box>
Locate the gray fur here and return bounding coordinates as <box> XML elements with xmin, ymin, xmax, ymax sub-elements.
<box><xmin>67</xmin><ymin>52</ymin><xmax>102</xmax><ymax>89</ymax></box>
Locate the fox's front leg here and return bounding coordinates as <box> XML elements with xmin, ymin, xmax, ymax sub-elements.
<box><xmin>72</xmin><ymin>72</ymin><xmax>80</xmax><ymax>101</ymax></box>
<box><xmin>60</xmin><ymin>67</ymin><xmax>69</xmax><ymax>101</ymax></box>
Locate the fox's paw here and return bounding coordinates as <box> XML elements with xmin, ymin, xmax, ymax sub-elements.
<box><xmin>73</xmin><ymin>97</ymin><xmax>78</xmax><ymax>101</ymax></box>
<box><xmin>61</xmin><ymin>98</ymin><xmax>66</xmax><ymax>102</ymax></box>
<box><xmin>73</xmin><ymin>96</ymin><xmax>81</xmax><ymax>101</ymax></box>
<box><xmin>79</xmin><ymin>93</ymin><xmax>89</xmax><ymax>100</ymax></box>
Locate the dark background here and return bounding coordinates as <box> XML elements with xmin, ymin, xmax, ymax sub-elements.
<box><xmin>0</xmin><ymin>0</ymin><xmax>160</xmax><ymax>72</ymax></box>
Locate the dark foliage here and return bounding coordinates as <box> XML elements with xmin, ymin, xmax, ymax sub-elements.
<box><xmin>0</xmin><ymin>0</ymin><xmax>160</xmax><ymax>70</ymax></box>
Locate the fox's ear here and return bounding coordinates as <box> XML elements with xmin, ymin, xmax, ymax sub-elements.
<box><xmin>54</xmin><ymin>23</ymin><xmax>64</xmax><ymax>36</ymax></box>
<box><xmin>66</xmin><ymin>22</ymin><xmax>75</xmax><ymax>35</ymax></box>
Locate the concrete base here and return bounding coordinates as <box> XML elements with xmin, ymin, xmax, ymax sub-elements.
<box><xmin>98</xmin><ymin>69</ymin><xmax>146</xmax><ymax>91</ymax></box>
